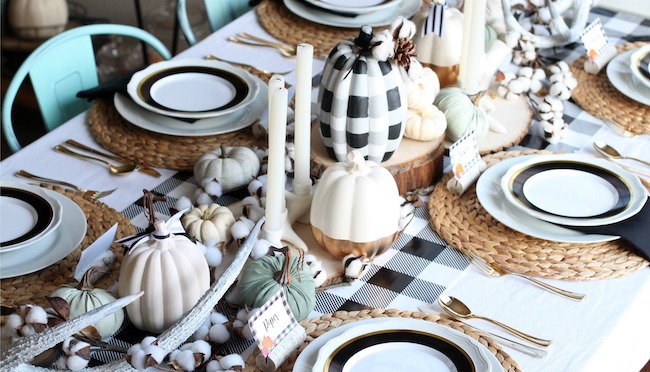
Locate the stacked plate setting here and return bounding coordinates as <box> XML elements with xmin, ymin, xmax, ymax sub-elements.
<box><xmin>0</xmin><ymin>181</ymin><xmax>86</xmax><ymax>279</ymax></box>
<box><xmin>606</xmin><ymin>45</ymin><xmax>650</xmax><ymax>106</ymax></box>
<box><xmin>296</xmin><ymin>318</ymin><xmax>502</xmax><ymax>372</ymax></box>
<box><xmin>476</xmin><ymin>154</ymin><xmax>649</xmax><ymax>244</ymax></box>
<box><xmin>116</xmin><ymin>59</ymin><xmax>267</xmax><ymax>137</ymax></box>
<box><xmin>283</xmin><ymin>0</ymin><xmax>422</xmax><ymax>28</ymax></box>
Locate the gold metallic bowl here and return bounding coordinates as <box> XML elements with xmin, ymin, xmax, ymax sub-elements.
<box><xmin>311</xmin><ymin>226</ymin><xmax>400</xmax><ymax>259</ymax></box>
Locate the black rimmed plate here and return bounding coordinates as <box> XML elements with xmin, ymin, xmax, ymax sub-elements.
<box><xmin>0</xmin><ymin>187</ymin><xmax>54</xmax><ymax>249</ymax></box>
<box><xmin>301</xmin><ymin>0</ymin><xmax>401</xmax><ymax>15</ymax></box>
<box><xmin>311</xmin><ymin>318</ymin><xmax>500</xmax><ymax>372</ymax></box>
<box><xmin>500</xmin><ymin>154</ymin><xmax>648</xmax><ymax>227</ymax></box>
<box><xmin>127</xmin><ymin>59</ymin><xmax>260</xmax><ymax>119</ymax></box>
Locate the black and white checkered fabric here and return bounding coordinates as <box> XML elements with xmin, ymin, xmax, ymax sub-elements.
<box><xmin>102</xmin><ymin>6</ymin><xmax>648</xmax><ymax>362</ymax></box>
<box><xmin>318</xmin><ymin>38</ymin><xmax>407</xmax><ymax>163</ymax></box>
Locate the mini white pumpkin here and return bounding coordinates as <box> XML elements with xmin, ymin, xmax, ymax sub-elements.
<box><xmin>181</xmin><ymin>203</ymin><xmax>235</xmax><ymax>244</ymax></box>
<box><xmin>405</xmin><ymin>67</ymin><xmax>441</xmax><ymax>110</ymax></box>
<box><xmin>310</xmin><ymin>151</ymin><xmax>401</xmax><ymax>259</ymax></box>
<box><xmin>404</xmin><ymin>105</ymin><xmax>447</xmax><ymax>142</ymax></box>
<box><xmin>118</xmin><ymin>221</ymin><xmax>210</xmax><ymax>333</ymax></box>
<box><xmin>50</xmin><ymin>268</ymin><xmax>124</xmax><ymax>339</ymax></box>
<box><xmin>412</xmin><ymin>6</ymin><xmax>464</xmax><ymax>68</ymax></box>
<box><xmin>194</xmin><ymin>145</ymin><xmax>260</xmax><ymax>193</ymax></box>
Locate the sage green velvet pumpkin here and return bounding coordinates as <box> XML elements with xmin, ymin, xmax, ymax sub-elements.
<box><xmin>237</xmin><ymin>255</ymin><xmax>315</xmax><ymax>321</ymax></box>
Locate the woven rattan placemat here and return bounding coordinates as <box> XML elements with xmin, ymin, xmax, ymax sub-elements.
<box><xmin>428</xmin><ymin>150</ymin><xmax>649</xmax><ymax>280</ymax></box>
<box><xmin>88</xmin><ymin>98</ymin><xmax>265</xmax><ymax>171</ymax></box>
<box><xmin>0</xmin><ymin>185</ymin><xmax>135</xmax><ymax>308</ymax></box>
<box><xmin>570</xmin><ymin>41</ymin><xmax>650</xmax><ymax>135</ymax></box>
<box><xmin>256</xmin><ymin>0</ymin><xmax>430</xmax><ymax>57</ymax></box>
<box><xmin>244</xmin><ymin>309</ymin><xmax>520</xmax><ymax>371</ymax></box>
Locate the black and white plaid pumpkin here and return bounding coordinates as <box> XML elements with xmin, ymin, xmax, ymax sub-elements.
<box><xmin>317</xmin><ymin>26</ymin><xmax>407</xmax><ymax>163</ymax></box>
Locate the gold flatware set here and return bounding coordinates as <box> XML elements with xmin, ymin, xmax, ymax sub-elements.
<box><xmin>15</xmin><ymin>170</ymin><xmax>115</xmax><ymax>200</ymax></box>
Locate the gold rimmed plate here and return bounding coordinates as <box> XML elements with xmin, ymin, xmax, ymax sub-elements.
<box><xmin>500</xmin><ymin>154</ymin><xmax>647</xmax><ymax>227</ymax></box>
<box><xmin>127</xmin><ymin>59</ymin><xmax>260</xmax><ymax>119</ymax></box>
<box><xmin>311</xmin><ymin>318</ymin><xmax>500</xmax><ymax>372</ymax></box>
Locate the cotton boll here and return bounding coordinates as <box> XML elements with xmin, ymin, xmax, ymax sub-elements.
<box><xmin>564</xmin><ymin>76</ymin><xmax>578</xmax><ymax>90</ymax></box>
<box><xmin>343</xmin><ymin>254</ymin><xmax>368</xmax><ymax>280</ymax></box>
<box><xmin>203</xmin><ymin>180</ymin><xmax>223</xmax><ymax>197</ymax></box>
<box><xmin>210</xmin><ymin>311</ymin><xmax>229</xmax><ymax>325</ymax></box>
<box><xmin>370</xmin><ymin>30</ymin><xmax>395</xmax><ymax>61</ymax></box>
<box><xmin>206</xmin><ymin>360</ymin><xmax>223</xmax><ymax>372</ymax></box>
<box><xmin>18</xmin><ymin>324</ymin><xmax>36</xmax><ymax>337</ymax></box>
<box><xmin>313</xmin><ymin>267</ymin><xmax>328</xmax><ymax>287</ymax></box>
<box><xmin>143</xmin><ymin>344</ymin><xmax>166</xmax><ymax>364</ymax></box>
<box><xmin>127</xmin><ymin>348</ymin><xmax>146</xmax><ymax>370</ymax></box>
<box><xmin>504</xmin><ymin>31</ymin><xmax>521</xmax><ymax>48</ymax></box>
<box><xmin>219</xmin><ymin>354</ymin><xmax>245</xmax><ymax>370</ymax></box>
<box><xmin>248</xmin><ymin>178</ymin><xmax>264</xmax><ymax>197</ymax></box>
<box><xmin>304</xmin><ymin>254</ymin><xmax>319</xmax><ymax>267</ymax></box>
<box><xmin>231</xmin><ymin>217</ymin><xmax>255</xmax><ymax>241</ymax></box>
<box><xmin>208</xmin><ymin>323</ymin><xmax>231</xmax><ymax>344</ymax></box>
<box><xmin>251</xmin><ymin>239</ymin><xmax>272</xmax><ymax>260</ymax></box>
<box><xmin>171</xmin><ymin>349</ymin><xmax>196</xmax><ymax>371</ymax></box>
<box><xmin>175</xmin><ymin>196</ymin><xmax>193</xmax><ymax>211</ymax></box>
<box><xmin>2</xmin><ymin>313</ymin><xmax>24</xmax><ymax>339</ymax></box>
<box><xmin>196</xmin><ymin>192</ymin><xmax>213</xmax><ymax>206</ymax></box>
<box><xmin>24</xmin><ymin>305</ymin><xmax>48</xmax><ymax>325</ymax></box>
<box><xmin>64</xmin><ymin>355</ymin><xmax>89</xmax><ymax>371</ymax></box>
<box><xmin>390</xmin><ymin>16</ymin><xmax>416</xmax><ymax>39</ymax></box>
<box><xmin>204</xmin><ymin>244</ymin><xmax>223</xmax><ymax>267</ymax></box>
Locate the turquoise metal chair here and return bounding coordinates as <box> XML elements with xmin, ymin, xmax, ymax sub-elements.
<box><xmin>177</xmin><ymin>0</ymin><xmax>251</xmax><ymax>46</ymax></box>
<box><xmin>1</xmin><ymin>24</ymin><xmax>172</xmax><ymax>153</ymax></box>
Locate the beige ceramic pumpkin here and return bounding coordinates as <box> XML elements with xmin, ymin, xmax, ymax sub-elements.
<box><xmin>8</xmin><ymin>0</ymin><xmax>68</xmax><ymax>39</ymax></box>
<box><xmin>405</xmin><ymin>67</ymin><xmax>441</xmax><ymax>110</ymax></box>
<box><xmin>310</xmin><ymin>151</ymin><xmax>401</xmax><ymax>259</ymax></box>
<box><xmin>181</xmin><ymin>203</ymin><xmax>235</xmax><ymax>244</ymax></box>
<box><xmin>404</xmin><ymin>105</ymin><xmax>447</xmax><ymax>142</ymax></box>
<box><xmin>118</xmin><ymin>221</ymin><xmax>210</xmax><ymax>333</ymax></box>
<box><xmin>194</xmin><ymin>145</ymin><xmax>260</xmax><ymax>192</ymax></box>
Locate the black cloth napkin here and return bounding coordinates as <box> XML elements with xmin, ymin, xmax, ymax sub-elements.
<box><xmin>76</xmin><ymin>68</ymin><xmax>140</xmax><ymax>102</ymax></box>
<box><xmin>564</xmin><ymin>197</ymin><xmax>650</xmax><ymax>261</ymax></box>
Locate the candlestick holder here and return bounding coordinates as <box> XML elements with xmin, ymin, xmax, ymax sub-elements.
<box><xmin>261</xmin><ymin>208</ymin><xmax>308</xmax><ymax>251</ymax></box>
<box><xmin>287</xmin><ymin>179</ymin><xmax>314</xmax><ymax>225</ymax></box>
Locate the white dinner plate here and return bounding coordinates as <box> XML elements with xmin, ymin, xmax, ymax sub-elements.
<box><xmin>606</xmin><ymin>49</ymin><xmax>650</xmax><ymax>106</ymax></box>
<box><xmin>284</xmin><ymin>0</ymin><xmax>421</xmax><ymax>28</ymax></box>
<box><xmin>500</xmin><ymin>154</ymin><xmax>647</xmax><ymax>227</ymax></box>
<box><xmin>115</xmin><ymin>74</ymin><xmax>267</xmax><ymax>137</ymax></box>
<box><xmin>0</xmin><ymin>183</ymin><xmax>62</xmax><ymax>253</ymax></box>
<box><xmin>302</xmin><ymin>0</ymin><xmax>401</xmax><ymax>15</ymax></box>
<box><xmin>127</xmin><ymin>59</ymin><xmax>260</xmax><ymax>119</ymax></box>
<box><xmin>0</xmin><ymin>187</ymin><xmax>86</xmax><ymax>279</ymax></box>
<box><xmin>310</xmin><ymin>318</ymin><xmax>501</xmax><ymax>372</ymax></box>
<box><xmin>476</xmin><ymin>156</ymin><xmax>619</xmax><ymax>243</ymax></box>
<box><xmin>630</xmin><ymin>45</ymin><xmax>650</xmax><ymax>90</ymax></box>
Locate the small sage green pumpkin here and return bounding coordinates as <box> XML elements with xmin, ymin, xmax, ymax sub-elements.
<box><xmin>50</xmin><ymin>268</ymin><xmax>124</xmax><ymax>339</ymax></box>
<box><xmin>237</xmin><ymin>254</ymin><xmax>315</xmax><ymax>321</ymax></box>
<box><xmin>434</xmin><ymin>87</ymin><xmax>491</xmax><ymax>142</ymax></box>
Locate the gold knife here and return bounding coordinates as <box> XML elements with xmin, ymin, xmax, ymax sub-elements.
<box><xmin>64</xmin><ymin>140</ymin><xmax>161</xmax><ymax>177</ymax></box>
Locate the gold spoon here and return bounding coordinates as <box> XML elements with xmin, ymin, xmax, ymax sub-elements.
<box><xmin>438</xmin><ymin>295</ymin><xmax>552</xmax><ymax>347</ymax></box>
<box><xmin>54</xmin><ymin>145</ymin><xmax>140</xmax><ymax>175</ymax></box>
<box><xmin>593</xmin><ymin>141</ymin><xmax>650</xmax><ymax>168</ymax></box>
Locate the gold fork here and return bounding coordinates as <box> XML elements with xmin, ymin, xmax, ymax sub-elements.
<box><xmin>16</xmin><ymin>170</ymin><xmax>116</xmax><ymax>199</ymax></box>
<box><xmin>466</xmin><ymin>251</ymin><xmax>586</xmax><ymax>301</ymax></box>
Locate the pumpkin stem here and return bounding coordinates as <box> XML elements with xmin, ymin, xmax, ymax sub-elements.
<box><xmin>77</xmin><ymin>266</ymin><xmax>109</xmax><ymax>291</ymax></box>
<box><xmin>346</xmin><ymin>150</ymin><xmax>367</xmax><ymax>172</ymax></box>
<box><xmin>219</xmin><ymin>144</ymin><xmax>228</xmax><ymax>159</ymax></box>
<box><xmin>469</xmin><ymin>90</ymin><xmax>486</xmax><ymax>106</ymax></box>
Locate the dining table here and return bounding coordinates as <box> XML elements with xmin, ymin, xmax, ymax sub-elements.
<box><xmin>1</xmin><ymin>2</ymin><xmax>650</xmax><ymax>372</ymax></box>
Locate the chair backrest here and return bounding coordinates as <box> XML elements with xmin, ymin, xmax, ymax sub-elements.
<box><xmin>1</xmin><ymin>24</ymin><xmax>172</xmax><ymax>153</ymax></box>
<box><xmin>177</xmin><ymin>0</ymin><xmax>251</xmax><ymax>46</ymax></box>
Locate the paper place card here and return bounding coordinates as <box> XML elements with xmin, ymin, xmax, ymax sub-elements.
<box><xmin>447</xmin><ymin>130</ymin><xmax>486</xmax><ymax>195</ymax></box>
<box><xmin>581</xmin><ymin>19</ymin><xmax>609</xmax><ymax>61</ymax></box>
<box><xmin>74</xmin><ymin>223</ymin><xmax>118</xmax><ymax>281</ymax></box>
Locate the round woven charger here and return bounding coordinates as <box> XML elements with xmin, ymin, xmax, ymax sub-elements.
<box><xmin>257</xmin><ymin>0</ymin><xmax>429</xmax><ymax>56</ymax></box>
<box><xmin>428</xmin><ymin>150</ymin><xmax>649</xmax><ymax>280</ymax></box>
<box><xmin>88</xmin><ymin>98</ymin><xmax>265</xmax><ymax>171</ymax></box>
<box><xmin>244</xmin><ymin>309</ymin><xmax>520</xmax><ymax>371</ymax></box>
<box><xmin>570</xmin><ymin>41</ymin><xmax>650</xmax><ymax>135</ymax></box>
<box><xmin>0</xmin><ymin>185</ymin><xmax>135</xmax><ymax>308</ymax></box>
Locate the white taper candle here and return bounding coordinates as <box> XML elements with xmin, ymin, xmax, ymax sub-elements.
<box><xmin>264</xmin><ymin>85</ymin><xmax>288</xmax><ymax>233</ymax></box>
<box><xmin>293</xmin><ymin>43</ymin><xmax>314</xmax><ymax>196</ymax></box>
<box><xmin>458</xmin><ymin>0</ymin><xmax>487</xmax><ymax>95</ymax></box>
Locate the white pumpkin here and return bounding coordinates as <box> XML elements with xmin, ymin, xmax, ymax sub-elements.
<box><xmin>181</xmin><ymin>203</ymin><xmax>235</xmax><ymax>244</ymax></box>
<box><xmin>412</xmin><ymin>7</ymin><xmax>464</xmax><ymax>67</ymax></box>
<box><xmin>404</xmin><ymin>105</ymin><xmax>447</xmax><ymax>142</ymax></box>
<box><xmin>194</xmin><ymin>145</ymin><xmax>260</xmax><ymax>193</ymax></box>
<box><xmin>310</xmin><ymin>151</ymin><xmax>401</xmax><ymax>259</ymax></box>
<box><xmin>405</xmin><ymin>67</ymin><xmax>441</xmax><ymax>110</ymax></box>
<box><xmin>50</xmin><ymin>269</ymin><xmax>123</xmax><ymax>339</ymax></box>
<box><xmin>8</xmin><ymin>0</ymin><xmax>68</xmax><ymax>39</ymax></box>
<box><xmin>118</xmin><ymin>221</ymin><xmax>210</xmax><ymax>333</ymax></box>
